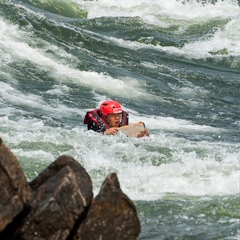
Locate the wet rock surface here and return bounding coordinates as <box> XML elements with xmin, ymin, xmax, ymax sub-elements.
<box><xmin>0</xmin><ymin>137</ymin><xmax>141</xmax><ymax>240</ymax></box>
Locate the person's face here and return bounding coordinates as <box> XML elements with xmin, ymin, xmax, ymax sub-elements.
<box><xmin>106</xmin><ymin>113</ymin><xmax>122</xmax><ymax>127</ymax></box>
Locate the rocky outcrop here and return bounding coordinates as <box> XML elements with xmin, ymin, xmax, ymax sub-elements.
<box><xmin>0</xmin><ymin>137</ymin><xmax>141</xmax><ymax>240</ymax></box>
<box><xmin>0</xmin><ymin>138</ymin><xmax>32</xmax><ymax>233</ymax></box>
<box><xmin>14</xmin><ymin>155</ymin><xmax>93</xmax><ymax>240</ymax></box>
<box><xmin>75</xmin><ymin>173</ymin><xmax>141</xmax><ymax>240</ymax></box>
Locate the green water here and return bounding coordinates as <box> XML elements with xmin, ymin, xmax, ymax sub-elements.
<box><xmin>0</xmin><ymin>0</ymin><xmax>239</xmax><ymax>239</ymax></box>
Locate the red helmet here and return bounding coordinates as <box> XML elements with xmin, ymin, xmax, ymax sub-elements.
<box><xmin>100</xmin><ymin>100</ymin><xmax>122</xmax><ymax>116</ymax></box>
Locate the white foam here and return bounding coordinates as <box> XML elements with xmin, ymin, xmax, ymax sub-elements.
<box><xmin>127</xmin><ymin>111</ymin><xmax>220</xmax><ymax>133</ymax></box>
<box><xmin>1</xmin><ymin>114</ymin><xmax>239</xmax><ymax>201</ymax></box>
<box><xmin>123</xmin><ymin>160</ymin><xmax>240</xmax><ymax>200</ymax></box>
<box><xmin>1</xmin><ymin>0</ymin><xmax>239</xmax><ymax>202</ymax></box>
<box><xmin>107</xmin><ymin>23</ymin><xmax>240</xmax><ymax>60</ymax></box>
<box><xmin>0</xmin><ymin>16</ymin><xmax>149</xmax><ymax>98</ymax></box>
<box><xmin>0</xmin><ymin>81</ymin><xmax>76</xmax><ymax>119</ymax></box>
<box><xmin>75</xmin><ymin>132</ymin><xmax>240</xmax><ymax>200</ymax></box>
<box><xmin>72</xmin><ymin>0</ymin><xmax>240</xmax><ymax>60</ymax></box>
<box><xmin>75</xmin><ymin>0</ymin><xmax>240</xmax><ymax>21</ymax></box>
<box><xmin>45</xmin><ymin>85</ymin><xmax>70</xmax><ymax>95</ymax></box>
<box><xmin>0</xmin><ymin>81</ymin><xmax>45</xmax><ymax>108</ymax></box>
<box><xmin>182</xmin><ymin>16</ymin><xmax>240</xmax><ymax>58</ymax></box>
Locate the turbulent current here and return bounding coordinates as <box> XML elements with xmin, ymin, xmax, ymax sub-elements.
<box><xmin>0</xmin><ymin>0</ymin><xmax>239</xmax><ymax>239</ymax></box>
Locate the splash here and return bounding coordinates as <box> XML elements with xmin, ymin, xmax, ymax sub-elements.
<box><xmin>74</xmin><ymin>0</ymin><xmax>240</xmax><ymax>20</ymax></box>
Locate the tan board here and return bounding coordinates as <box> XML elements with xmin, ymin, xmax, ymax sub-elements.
<box><xmin>119</xmin><ymin>122</ymin><xmax>145</xmax><ymax>138</ymax></box>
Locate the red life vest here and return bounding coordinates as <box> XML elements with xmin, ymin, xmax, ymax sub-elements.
<box><xmin>84</xmin><ymin>108</ymin><xmax>129</xmax><ymax>130</ymax></box>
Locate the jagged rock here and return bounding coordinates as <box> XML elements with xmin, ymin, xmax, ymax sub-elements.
<box><xmin>74</xmin><ymin>173</ymin><xmax>141</xmax><ymax>240</ymax></box>
<box><xmin>0</xmin><ymin>137</ymin><xmax>32</xmax><ymax>233</ymax></box>
<box><xmin>15</xmin><ymin>155</ymin><xmax>93</xmax><ymax>240</ymax></box>
<box><xmin>0</xmin><ymin>137</ymin><xmax>141</xmax><ymax>240</ymax></box>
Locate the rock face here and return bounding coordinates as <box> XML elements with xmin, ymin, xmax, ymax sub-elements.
<box><xmin>0</xmin><ymin>138</ymin><xmax>31</xmax><ymax>233</ymax></box>
<box><xmin>0</xmin><ymin>137</ymin><xmax>141</xmax><ymax>239</ymax></box>
<box><xmin>75</xmin><ymin>173</ymin><xmax>141</xmax><ymax>240</ymax></box>
<box><xmin>14</xmin><ymin>155</ymin><xmax>93</xmax><ymax>240</ymax></box>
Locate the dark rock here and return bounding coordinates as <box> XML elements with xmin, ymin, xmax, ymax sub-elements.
<box><xmin>0</xmin><ymin>137</ymin><xmax>32</xmax><ymax>233</ymax></box>
<box><xmin>15</xmin><ymin>155</ymin><xmax>93</xmax><ymax>240</ymax></box>
<box><xmin>74</xmin><ymin>173</ymin><xmax>141</xmax><ymax>240</ymax></box>
<box><xmin>0</xmin><ymin>137</ymin><xmax>141</xmax><ymax>240</ymax></box>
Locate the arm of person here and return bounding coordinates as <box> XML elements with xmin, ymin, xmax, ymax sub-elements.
<box><xmin>89</xmin><ymin>119</ymin><xmax>106</xmax><ymax>133</ymax></box>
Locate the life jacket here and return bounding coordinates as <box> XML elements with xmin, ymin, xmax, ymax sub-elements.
<box><xmin>84</xmin><ymin>108</ymin><xmax>129</xmax><ymax>130</ymax></box>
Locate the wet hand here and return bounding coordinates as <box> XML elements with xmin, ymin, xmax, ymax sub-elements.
<box><xmin>137</xmin><ymin>128</ymin><xmax>150</xmax><ymax>138</ymax></box>
<box><xmin>104</xmin><ymin>127</ymin><xmax>119</xmax><ymax>135</ymax></box>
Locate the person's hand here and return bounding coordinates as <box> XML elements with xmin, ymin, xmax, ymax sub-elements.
<box><xmin>137</xmin><ymin>128</ymin><xmax>150</xmax><ymax>138</ymax></box>
<box><xmin>104</xmin><ymin>127</ymin><xmax>119</xmax><ymax>135</ymax></box>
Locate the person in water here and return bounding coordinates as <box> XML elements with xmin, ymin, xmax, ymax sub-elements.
<box><xmin>84</xmin><ymin>100</ymin><xmax>149</xmax><ymax>137</ymax></box>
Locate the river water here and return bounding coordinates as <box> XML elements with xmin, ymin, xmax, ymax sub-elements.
<box><xmin>0</xmin><ymin>0</ymin><xmax>239</xmax><ymax>239</ymax></box>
